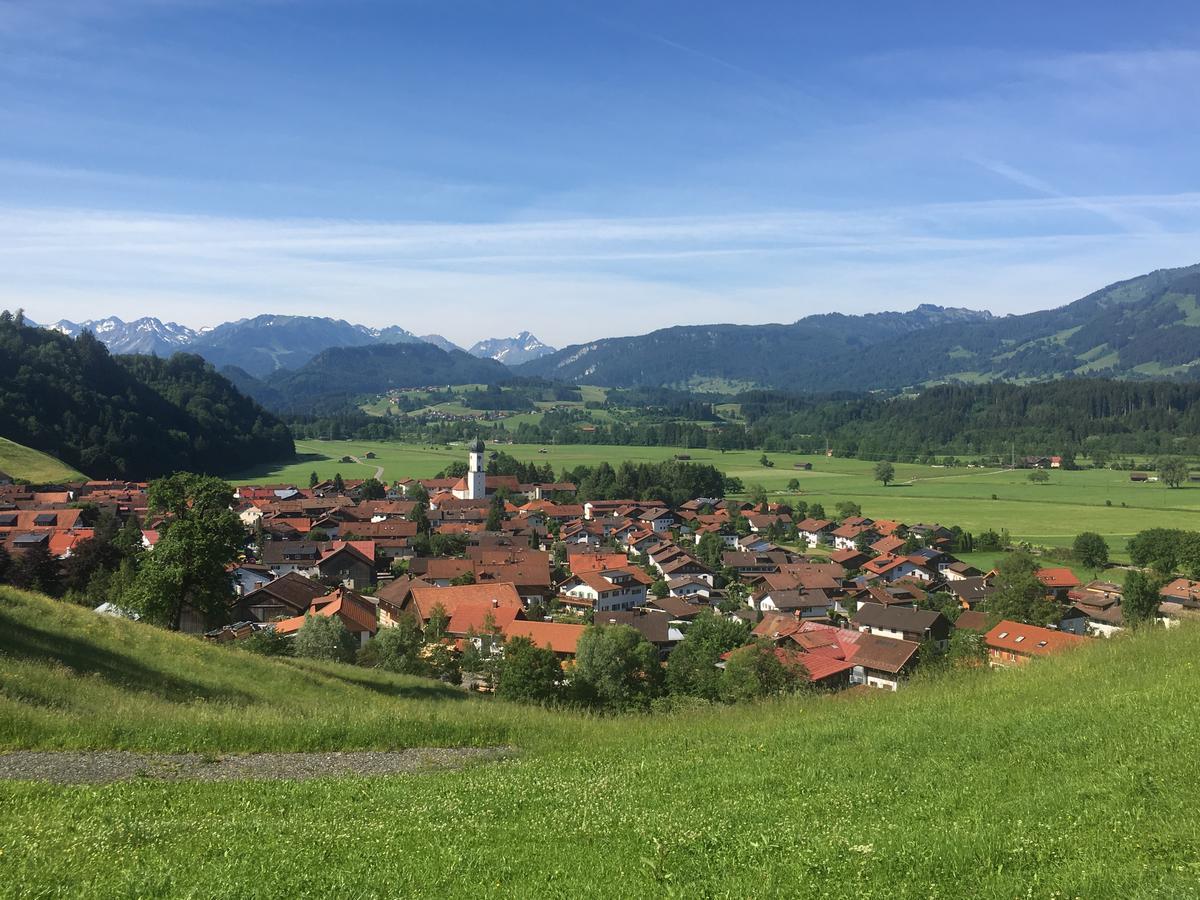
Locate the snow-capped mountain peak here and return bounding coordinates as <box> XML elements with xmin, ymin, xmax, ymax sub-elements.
<box><xmin>467</xmin><ymin>331</ymin><xmax>556</xmax><ymax>365</ymax></box>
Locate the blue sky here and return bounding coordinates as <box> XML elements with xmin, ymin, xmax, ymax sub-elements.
<box><xmin>2</xmin><ymin>0</ymin><xmax>1199</xmax><ymax>346</ymax></box>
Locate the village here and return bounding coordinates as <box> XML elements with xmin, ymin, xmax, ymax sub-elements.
<box><xmin>2</xmin><ymin>438</ymin><xmax>1197</xmax><ymax>700</ymax></box>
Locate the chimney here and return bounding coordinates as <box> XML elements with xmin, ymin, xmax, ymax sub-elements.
<box><xmin>491</xmin><ymin>598</ymin><xmax>499</xmax><ymax>608</ymax></box>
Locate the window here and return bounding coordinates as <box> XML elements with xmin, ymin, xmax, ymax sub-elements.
<box><xmin>1014</xmin><ymin>635</ymin><xmax>1025</xmax><ymax>643</ymax></box>
<box><xmin>997</xmin><ymin>631</ymin><xmax>1008</xmax><ymax>639</ymax></box>
<box><xmin>1037</xmin><ymin>640</ymin><xmax>1048</xmax><ymax>648</ymax></box>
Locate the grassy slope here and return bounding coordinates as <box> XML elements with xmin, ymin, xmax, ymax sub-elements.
<box><xmin>0</xmin><ymin>437</ymin><xmax>85</xmax><ymax>483</ymax></box>
<box><xmin>2</xmin><ymin>589</ymin><xmax>1200</xmax><ymax>896</ymax></box>
<box><xmin>234</xmin><ymin>441</ymin><xmax>1200</xmax><ymax>558</ymax></box>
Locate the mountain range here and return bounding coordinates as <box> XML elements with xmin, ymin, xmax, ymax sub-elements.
<box><xmin>45</xmin><ymin>315</ymin><xmax>557</xmax><ymax>377</ymax></box>
<box><xmin>516</xmin><ymin>263</ymin><xmax>1200</xmax><ymax>391</ymax></box>
<box><xmin>23</xmin><ymin>261</ymin><xmax>1200</xmax><ymax>399</ymax></box>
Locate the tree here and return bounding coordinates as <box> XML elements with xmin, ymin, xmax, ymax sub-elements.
<box><xmin>1122</xmin><ymin>570</ymin><xmax>1165</xmax><ymax>627</ymax></box>
<box><xmin>719</xmin><ymin>640</ymin><xmax>797</xmax><ymax>703</ymax></box>
<box><xmin>10</xmin><ymin>543</ymin><xmax>62</xmax><ymax>596</ymax></box>
<box><xmin>496</xmin><ymin>636</ymin><xmax>562</xmax><ymax>703</ymax></box>
<box><xmin>1157</xmin><ymin>456</ymin><xmax>1189</xmax><ymax>489</ymax></box>
<box><xmin>309</xmin><ymin>471</ymin><xmax>319</xmax><ymax>488</ymax></box>
<box><xmin>293</xmin><ymin>614</ymin><xmax>358</xmax><ymax>663</ymax></box>
<box><xmin>981</xmin><ymin>550</ymin><xmax>1059</xmax><ymax>627</ymax></box>
<box><xmin>426</xmin><ymin>602</ymin><xmax>449</xmax><ymax>641</ymax></box>
<box><xmin>120</xmin><ymin>473</ymin><xmax>245</xmax><ymax>630</ymax></box>
<box><xmin>1127</xmin><ymin>528</ymin><xmax>1189</xmax><ymax>574</ymax></box>
<box><xmin>409</xmin><ymin>496</ymin><xmax>431</xmax><ymax>535</ymax></box>
<box><xmin>1028</xmin><ymin>470</ymin><xmax>1050</xmax><ymax>484</ymax></box>
<box><xmin>358</xmin><ymin>616</ymin><xmax>427</xmax><ymax>674</ymax></box>
<box><xmin>650</xmin><ymin>578</ymin><xmax>669</xmax><ymax>599</ymax></box>
<box><xmin>572</xmin><ymin>624</ymin><xmax>663</xmax><ymax>711</ymax></box>
<box><xmin>874</xmin><ymin>461</ymin><xmax>895</xmax><ymax>487</ymax></box>
<box><xmin>1073</xmin><ymin>532</ymin><xmax>1109</xmax><ymax>572</ymax></box>
<box><xmin>665</xmin><ymin>611</ymin><xmax>751</xmax><ymax>700</ymax></box>
<box><xmin>361</xmin><ymin>477</ymin><xmax>386</xmax><ymax>500</ymax></box>
<box><xmin>786</xmin><ymin>478</ymin><xmax>801</xmax><ymax>491</ymax></box>
<box><xmin>758</xmin><ymin>454</ymin><xmax>774</xmax><ymax>468</ymax></box>
<box><xmin>808</xmin><ymin>503</ymin><xmax>825</xmax><ymax>520</ymax></box>
<box><xmin>332</xmin><ymin>472</ymin><xmax>345</xmax><ymax>493</ymax></box>
<box><xmin>486</xmin><ymin>494</ymin><xmax>504</xmax><ymax>532</ymax></box>
<box><xmin>748</xmin><ymin>484</ymin><xmax>770</xmax><ymax>508</ymax></box>
<box><xmin>835</xmin><ymin>501</ymin><xmax>861</xmax><ymax>520</ymax></box>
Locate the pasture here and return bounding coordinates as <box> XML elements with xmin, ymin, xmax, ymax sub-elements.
<box><xmin>233</xmin><ymin>441</ymin><xmax>1200</xmax><ymax>559</ymax></box>
<box><xmin>0</xmin><ymin>437</ymin><xmax>86</xmax><ymax>484</ymax></box>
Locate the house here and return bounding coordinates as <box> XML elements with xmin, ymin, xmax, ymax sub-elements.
<box><xmin>946</xmin><ymin>576</ymin><xmax>996</xmax><ymax>609</ymax></box>
<box><xmin>500</xmin><ymin>620</ymin><xmax>586</xmax><ymax>659</ymax></box>
<box><xmin>796</xmin><ymin>518</ymin><xmax>834</xmax><ymax>548</ymax></box>
<box><xmin>941</xmin><ymin>560</ymin><xmax>983</xmax><ymax>581</ymax></box>
<box><xmin>273</xmin><ymin>587</ymin><xmax>379</xmax><ymax>648</ymax></box>
<box><xmin>752</xmin><ymin>588</ymin><xmax>835</xmax><ymax>618</ymax></box>
<box><xmin>852</xmin><ymin>603</ymin><xmax>952</xmax><ymax>649</ymax></box>
<box><xmin>1063</xmin><ymin>581</ymin><xmax>1125</xmax><ymax>637</ymax></box>
<box><xmin>599</xmin><ymin>610</ymin><xmax>684</xmax><ymax>658</ymax></box>
<box><xmin>559</xmin><ymin>568</ymin><xmax>650</xmax><ymax>612</ymax></box>
<box><xmin>1158</xmin><ymin>578</ymin><xmax>1200</xmax><ymax>625</ymax></box>
<box><xmin>403</xmin><ymin>582</ymin><xmax>524</xmax><ymax>637</ymax></box>
<box><xmin>953</xmin><ymin>609</ymin><xmax>992</xmax><ymax>632</ymax></box>
<box><xmin>644</xmin><ymin>595</ymin><xmax>708</xmax><ymax>620</ymax></box>
<box><xmin>316</xmin><ymin>543</ymin><xmax>377</xmax><ymax>590</ymax></box>
<box><xmin>230</xmin><ymin>563</ymin><xmax>273</xmax><ymax>597</ymax></box>
<box><xmin>984</xmin><ymin>620</ymin><xmax>1086</xmax><ymax>667</ymax></box>
<box><xmin>666</xmin><ymin>575</ymin><xmax>713</xmax><ymax>600</ymax></box>
<box><xmin>848</xmin><ymin>633</ymin><xmax>921</xmax><ymax>691</ymax></box>
<box><xmin>1035</xmin><ymin>568</ymin><xmax>1080</xmax><ymax>602</ymax></box>
<box><xmin>234</xmin><ymin>572</ymin><xmax>328</xmax><ymax>623</ymax></box>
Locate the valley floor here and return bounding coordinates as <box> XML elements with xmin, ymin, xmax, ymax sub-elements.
<box><xmin>235</xmin><ymin>439</ymin><xmax>1200</xmax><ymax>559</ymax></box>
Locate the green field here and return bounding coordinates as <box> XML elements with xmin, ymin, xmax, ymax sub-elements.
<box><xmin>0</xmin><ymin>437</ymin><xmax>86</xmax><ymax>483</ymax></box>
<box><xmin>233</xmin><ymin>441</ymin><xmax>1200</xmax><ymax>558</ymax></box>
<box><xmin>2</xmin><ymin>587</ymin><xmax>1200</xmax><ymax>896</ymax></box>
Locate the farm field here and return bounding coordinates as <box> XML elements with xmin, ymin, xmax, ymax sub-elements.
<box><xmin>0</xmin><ymin>437</ymin><xmax>86</xmax><ymax>483</ymax></box>
<box><xmin>232</xmin><ymin>441</ymin><xmax>1200</xmax><ymax>559</ymax></box>
<box><xmin>2</xmin><ymin>587</ymin><xmax>1199</xmax><ymax>897</ymax></box>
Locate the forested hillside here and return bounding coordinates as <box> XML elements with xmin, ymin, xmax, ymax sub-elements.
<box><xmin>518</xmin><ymin>263</ymin><xmax>1200</xmax><ymax>390</ymax></box>
<box><xmin>0</xmin><ymin>312</ymin><xmax>294</xmax><ymax>479</ymax></box>
<box><xmin>247</xmin><ymin>342</ymin><xmax>512</xmax><ymax>414</ymax></box>
<box><xmin>735</xmin><ymin>380</ymin><xmax>1200</xmax><ymax>458</ymax></box>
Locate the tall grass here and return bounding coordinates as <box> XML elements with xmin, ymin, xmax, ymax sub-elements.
<box><xmin>2</xmin><ymin>586</ymin><xmax>1200</xmax><ymax>896</ymax></box>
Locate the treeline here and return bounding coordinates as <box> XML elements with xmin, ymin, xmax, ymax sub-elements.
<box><xmin>735</xmin><ymin>380</ymin><xmax>1200</xmax><ymax>459</ymax></box>
<box><xmin>288</xmin><ymin>377</ymin><xmax>1200</xmax><ymax>461</ymax></box>
<box><xmin>0</xmin><ymin>313</ymin><xmax>294</xmax><ymax>479</ymax></box>
<box><xmin>560</xmin><ymin>459</ymin><xmax>733</xmax><ymax>505</ymax></box>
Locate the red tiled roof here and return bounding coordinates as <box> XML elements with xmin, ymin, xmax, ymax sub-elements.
<box><xmin>1035</xmin><ymin>568</ymin><xmax>1080</xmax><ymax>589</ymax></box>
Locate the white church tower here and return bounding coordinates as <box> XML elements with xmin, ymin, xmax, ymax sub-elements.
<box><xmin>467</xmin><ymin>436</ymin><xmax>486</xmax><ymax>500</ymax></box>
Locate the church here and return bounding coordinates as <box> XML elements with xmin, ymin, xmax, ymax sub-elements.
<box><xmin>450</xmin><ymin>437</ymin><xmax>489</xmax><ymax>500</ymax></box>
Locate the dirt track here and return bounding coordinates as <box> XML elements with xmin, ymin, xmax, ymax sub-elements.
<box><xmin>0</xmin><ymin>748</ymin><xmax>513</xmax><ymax>784</ymax></box>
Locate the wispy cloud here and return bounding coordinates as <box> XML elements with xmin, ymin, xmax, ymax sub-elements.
<box><xmin>2</xmin><ymin>194</ymin><xmax>1199</xmax><ymax>344</ymax></box>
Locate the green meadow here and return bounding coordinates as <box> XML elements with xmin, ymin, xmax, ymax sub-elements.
<box><xmin>234</xmin><ymin>440</ymin><xmax>1200</xmax><ymax>559</ymax></box>
<box><xmin>2</xmin><ymin>587</ymin><xmax>1200</xmax><ymax>897</ymax></box>
<box><xmin>0</xmin><ymin>437</ymin><xmax>86</xmax><ymax>484</ymax></box>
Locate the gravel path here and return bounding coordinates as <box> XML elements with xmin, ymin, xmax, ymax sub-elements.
<box><xmin>0</xmin><ymin>748</ymin><xmax>514</xmax><ymax>784</ymax></box>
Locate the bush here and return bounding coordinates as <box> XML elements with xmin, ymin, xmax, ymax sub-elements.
<box><xmin>293</xmin><ymin>614</ymin><xmax>358</xmax><ymax>663</ymax></box>
<box><xmin>241</xmin><ymin>628</ymin><xmax>293</xmax><ymax>657</ymax></box>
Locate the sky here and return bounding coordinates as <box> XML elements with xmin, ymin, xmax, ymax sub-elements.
<box><xmin>2</xmin><ymin>0</ymin><xmax>1200</xmax><ymax>347</ymax></box>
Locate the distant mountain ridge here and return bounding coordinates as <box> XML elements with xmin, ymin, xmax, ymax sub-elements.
<box><xmin>240</xmin><ymin>342</ymin><xmax>512</xmax><ymax>413</ymax></box>
<box><xmin>25</xmin><ymin>261</ymin><xmax>1200</xmax><ymax>391</ymax></box>
<box><xmin>516</xmin><ymin>264</ymin><xmax>1200</xmax><ymax>391</ymax></box>
<box><xmin>49</xmin><ymin>316</ymin><xmax>198</xmax><ymax>356</ymax></box>
<box><xmin>468</xmin><ymin>331</ymin><xmax>556</xmax><ymax>365</ymax></box>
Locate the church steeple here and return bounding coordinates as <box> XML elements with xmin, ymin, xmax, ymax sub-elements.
<box><xmin>467</xmin><ymin>436</ymin><xmax>486</xmax><ymax>500</ymax></box>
